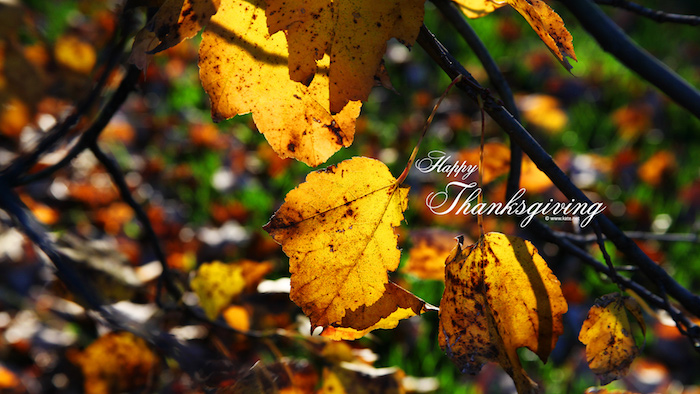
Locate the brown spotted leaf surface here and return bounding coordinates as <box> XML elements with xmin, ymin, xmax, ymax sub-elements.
<box><xmin>264</xmin><ymin>157</ymin><xmax>429</xmax><ymax>340</ymax></box>
<box><xmin>579</xmin><ymin>293</ymin><xmax>645</xmax><ymax>385</ymax></box>
<box><xmin>453</xmin><ymin>0</ymin><xmax>577</xmax><ymax>71</ymax></box>
<box><xmin>439</xmin><ymin>232</ymin><xmax>567</xmax><ymax>393</ymax></box>
<box><xmin>199</xmin><ymin>0</ymin><xmax>362</xmax><ymax>167</ymax></box>
<box><xmin>265</xmin><ymin>0</ymin><xmax>426</xmax><ymax>113</ymax></box>
<box><xmin>144</xmin><ymin>0</ymin><xmax>220</xmax><ymax>53</ymax></box>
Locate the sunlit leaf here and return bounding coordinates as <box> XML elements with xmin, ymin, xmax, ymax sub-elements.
<box><xmin>579</xmin><ymin>293</ymin><xmax>645</xmax><ymax>385</ymax></box>
<box><xmin>264</xmin><ymin>157</ymin><xmax>430</xmax><ymax>339</ymax></box>
<box><xmin>404</xmin><ymin>229</ymin><xmax>462</xmax><ymax>281</ymax></box>
<box><xmin>439</xmin><ymin>232</ymin><xmax>567</xmax><ymax>393</ymax></box>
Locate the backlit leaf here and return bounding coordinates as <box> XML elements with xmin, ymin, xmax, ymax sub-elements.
<box><xmin>264</xmin><ymin>157</ymin><xmax>430</xmax><ymax>339</ymax></box>
<box><xmin>266</xmin><ymin>0</ymin><xmax>425</xmax><ymax>113</ymax></box>
<box><xmin>69</xmin><ymin>332</ymin><xmax>158</xmax><ymax>394</ymax></box>
<box><xmin>453</xmin><ymin>0</ymin><xmax>576</xmax><ymax>71</ymax></box>
<box><xmin>439</xmin><ymin>232</ymin><xmax>567</xmax><ymax>393</ymax></box>
<box><xmin>579</xmin><ymin>293</ymin><xmax>645</xmax><ymax>385</ymax></box>
<box><xmin>199</xmin><ymin>0</ymin><xmax>362</xmax><ymax>166</ymax></box>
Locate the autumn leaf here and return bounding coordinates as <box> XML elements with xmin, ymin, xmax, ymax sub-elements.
<box><xmin>145</xmin><ymin>0</ymin><xmax>220</xmax><ymax>54</ymax></box>
<box><xmin>265</xmin><ymin>0</ymin><xmax>425</xmax><ymax>113</ymax></box>
<box><xmin>199</xmin><ymin>0</ymin><xmax>362</xmax><ymax>167</ymax></box>
<box><xmin>453</xmin><ymin>0</ymin><xmax>577</xmax><ymax>71</ymax></box>
<box><xmin>55</xmin><ymin>35</ymin><xmax>97</xmax><ymax>74</ymax></box>
<box><xmin>439</xmin><ymin>232</ymin><xmax>567</xmax><ymax>393</ymax></box>
<box><xmin>404</xmin><ymin>229</ymin><xmax>463</xmax><ymax>281</ymax></box>
<box><xmin>264</xmin><ymin>157</ymin><xmax>430</xmax><ymax>340</ymax></box>
<box><xmin>69</xmin><ymin>332</ymin><xmax>158</xmax><ymax>394</ymax></box>
<box><xmin>517</xmin><ymin>94</ymin><xmax>568</xmax><ymax>134</ymax></box>
<box><xmin>579</xmin><ymin>293</ymin><xmax>646</xmax><ymax>385</ymax></box>
<box><xmin>320</xmin><ymin>363</ymin><xmax>405</xmax><ymax>394</ymax></box>
<box><xmin>190</xmin><ymin>260</ymin><xmax>272</xmax><ymax>320</ymax></box>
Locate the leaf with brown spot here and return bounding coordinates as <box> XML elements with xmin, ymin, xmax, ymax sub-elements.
<box><xmin>144</xmin><ymin>0</ymin><xmax>220</xmax><ymax>54</ymax></box>
<box><xmin>264</xmin><ymin>157</ymin><xmax>431</xmax><ymax>340</ymax></box>
<box><xmin>453</xmin><ymin>0</ymin><xmax>577</xmax><ymax>71</ymax></box>
<box><xmin>579</xmin><ymin>293</ymin><xmax>646</xmax><ymax>385</ymax></box>
<box><xmin>404</xmin><ymin>229</ymin><xmax>464</xmax><ymax>281</ymax></box>
<box><xmin>265</xmin><ymin>0</ymin><xmax>425</xmax><ymax>113</ymax></box>
<box><xmin>199</xmin><ymin>0</ymin><xmax>362</xmax><ymax>166</ymax></box>
<box><xmin>439</xmin><ymin>232</ymin><xmax>567</xmax><ymax>393</ymax></box>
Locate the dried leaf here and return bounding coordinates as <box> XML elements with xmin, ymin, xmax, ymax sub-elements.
<box><xmin>319</xmin><ymin>363</ymin><xmax>405</xmax><ymax>394</ymax></box>
<box><xmin>146</xmin><ymin>0</ymin><xmax>220</xmax><ymax>53</ymax></box>
<box><xmin>199</xmin><ymin>0</ymin><xmax>362</xmax><ymax>166</ymax></box>
<box><xmin>266</xmin><ymin>0</ymin><xmax>425</xmax><ymax>113</ymax></box>
<box><xmin>69</xmin><ymin>332</ymin><xmax>158</xmax><ymax>394</ymax></box>
<box><xmin>264</xmin><ymin>157</ymin><xmax>429</xmax><ymax>340</ymax></box>
<box><xmin>405</xmin><ymin>229</ymin><xmax>463</xmax><ymax>281</ymax></box>
<box><xmin>439</xmin><ymin>232</ymin><xmax>567</xmax><ymax>393</ymax></box>
<box><xmin>579</xmin><ymin>293</ymin><xmax>645</xmax><ymax>385</ymax></box>
<box><xmin>453</xmin><ymin>0</ymin><xmax>576</xmax><ymax>71</ymax></box>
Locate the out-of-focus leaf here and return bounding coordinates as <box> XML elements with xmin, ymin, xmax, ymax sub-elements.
<box><xmin>54</xmin><ymin>35</ymin><xmax>96</xmax><ymax>74</ymax></box>
<box><xmin>404</xmin><ymin>229</ymin><xmax>462</xmax><ymax>281</ymax></box>
<box><xmin>517</xmin><ymin>94</ymin><xmax>568</xmax><ymax>134</ymax></box>
<box><xmin>638</xmin><ymin>150</ymin><xmax>676</xmax><ymax>187</ymax></box>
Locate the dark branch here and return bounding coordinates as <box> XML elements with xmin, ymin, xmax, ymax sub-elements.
<box><xmin>416</xmin><ymin>25</ymin><xmax>700</xmax><ymax>318</ymax></box>
<box><xmin>560</xmin><ymin>0</ymin><xmax>700</xmax><ymax>120</ymax></box>
<box><xmin>553</xmin><ymin>230</ymin><xmax>700</xmax><ymax>244</ymax></box>
<box><xmin>430</xmin><ymin>0</ymin><xmax>523</xmax><ymax>200</ymax></box>
<box><xmin>594</xmin><ymin>0</ymin><xmax>700</xmax><ymax>25</ymax></box>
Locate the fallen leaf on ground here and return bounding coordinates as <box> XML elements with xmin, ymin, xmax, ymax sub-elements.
<box><xmin>579</xmin><ymin>293</ymin><xmax>645</xmax><ymax>385</ymax></box>
<box><xmin>265</xmin><ymin>157</ymin><xmax>430</xmax><ymax>340</ymax></box>
<box><xmin>199</xmin><ymin>0</ymin><xmax>362</xmax><ymax>166</ymax></box>
<box><xmin>439</xmin><ymin>232</ymin><xmax>567</xmax><ymax>393</ymax></box>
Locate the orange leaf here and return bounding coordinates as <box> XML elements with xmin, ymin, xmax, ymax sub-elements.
<box><xmin>69</xmin><ymin>332</ymin><xmax>158</xmax><ymax>394</ymax></box>
<box><xmin>266</xmin><ymin>0</ymin><xmax>425</xmax><ymax>113</ymax></box>
<box><xmin>405</xmin><ymin>229</ymin><xmax>463</xmax><ymax>281</ymax></box>
<box><xmin>54</xmin><ymin>35</ymin><xmax>96</xmax><ymax>74</ymax></box>
<box><xmin>579</xmin><ymin>293</ymin><xmax>645</xmax><ymax>385</ymax></box>
<box><xmin>264</xmin><ymin>157</ymin><xmax>430</xmax><ymax>339</ymax></box>
<box><xmin>439</xmin><ymin>232</ymin><xmax>567</xmax><ymax>393</ymax></box>
<box><xmin>198</xmin><ymin>0</ymin><xmax>362</xmax><ymax>166</ymax></box>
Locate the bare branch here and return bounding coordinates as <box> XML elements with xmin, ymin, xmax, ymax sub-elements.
<box><xmin>553</xmin><ymin>230</ymin><xmax>700</xmax><ymax>244</ymax></box>
<box><xmin>560</xmin><ymin>0</ymin><xmax>700</xmax><ymax>120</ymax></box>
<box><xmin>594</xmin><ymin>0</ymin><xmax>700</xmax><ymax>25</ymax></box>
<box><xmin>416</xmin><ymin>24</ymin><xmax>700</xmax><ymax>318</ymax></box>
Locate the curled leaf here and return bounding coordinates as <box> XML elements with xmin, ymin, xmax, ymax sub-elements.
<box><xmin>439</xmin><ymin>232</ymin><xmax>567</xmax><ymax>393</ymax></box>
<box><xmin>579</xmin><ymin>293</ymin><xmax>645</xmax><ymax>385</ymax></box>
<box><xmin>146</xmin><ymin>0</ymin><xmax>220</xmax><ymax>53</ymax></box>
<box><xmin>264</xmin><ymin>157</ymin><xmax>430</xmax><ymax>339</ymax></box>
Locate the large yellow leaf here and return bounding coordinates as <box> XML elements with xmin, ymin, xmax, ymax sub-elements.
<box><xmin>579</xmin><ymin>293</ymin><xmax>645</xmax><ymax>385</ymax></box>
<box><xmin>199</xmin><ymin>0</ymin><xmax>362</xmax><ymax>167</ymax></box>
<box><xmin>439</xmin><ymin>232</ymin><xmax>567</xmax><ymax>393</ymax></box>
<box><xmin>453</xmin><ymin>0</ymin><xmax>577</xmax><ymax>71</ymax></box>
<box><xmin>266</xmin><ymin>0</ymin><xmax>426</xmax><ymax>113</ymax></box>
<box><xmin>264</xmin><ymin>157</ymin><xmax>429</xmax><ymax>339</ymax></box>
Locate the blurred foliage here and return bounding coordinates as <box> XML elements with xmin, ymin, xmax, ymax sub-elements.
<box><xmin>0</xmin><ymin>0</ymin><xmax>698</xmax><ymax>393</ymax></box>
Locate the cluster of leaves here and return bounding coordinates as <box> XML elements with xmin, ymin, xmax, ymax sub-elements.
<box><xmin>0</xmin><ymin>0</ymin><xmax>699</xmax><ymax>393</ymax></box>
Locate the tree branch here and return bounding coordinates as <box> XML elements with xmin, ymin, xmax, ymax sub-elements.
<box><xmin>594</xmin><ymin>0</ymin><xmax>700</xmax><ymax>25</ymax></box>
<box><xmin>430</xmin><ymin>0</ymin><xmax>523</xmax><ymax>200</ymax></box>
<box><xmin>416</xmin><ymin>25</ymin><xmax>700</xmax><ymax>318</ymax></box>
<box><xmin>560</xmin><ymin>0</ymin><xmax>700</xmax><ymax>120</ymax></box>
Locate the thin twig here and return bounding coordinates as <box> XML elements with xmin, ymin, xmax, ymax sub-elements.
<box><xmin>431</xmin><ymin>0</ymin><xmax>522</xmax><ymax>200</ymax></box>
<box><xmin>594</xmin><ymin>0</ymin><xmax>700</xmax><ymax>25</ymax></box>
<box><xmin>553</xmin><ymin>230</ymin><xmax>700</xmax><ymax>244</ymax></box>
<box><xmin>560</xmin><ymin>0</ymin><xmax>700</xmax><ymax>119</ymax></box>
<box><xmin>89</xmin><ymin>143</ymin><xmax>183</xmax><ymax>304</ymax></box>
<box><xmin>416</xmin><ymin>24</ymin><xmax>700</xmax><ymax>318</ymax></box>
<box><xmin>14</xmin><ymin>66</ymin><xmax>141</xmax><ymax>186</ymax></box>
<box><xmin>593</xmin><ymin>221</ymin><xmax>624</xmax><ymax>288</ymax></box>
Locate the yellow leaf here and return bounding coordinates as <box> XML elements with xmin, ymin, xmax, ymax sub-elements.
<box><xmin>405</xmin><ymin>229</ymin><xmax>463</xmax><ymax>281</ymax></box>
<box><xmin>69</xmin><ymin>332</ymin><xmax>158</xmax><ymax>394</ymax></box>
<box><xmin>579</xmin><ymin>293</ymin><xmax>644</xmax><ymax>385</ymax></box>
<box><xmin>223</xmin><ymin>305</ymin><xmax>251</xmax><ymax>332</ymax></box>
<box><xmin>517</xmin><ymin>94</ymin><xmax>568</xmax><ymax>134</ymax></box>
<box><xmin>146</xmin><ymin>0</ymin><xmax>220</xmax><ymax>53</ymax></box>
<box><xmin>54</xmin><ymin>35</ymin><xmax>96</xmax><ymax>74</ymax></box>
<box><xmin>198</xmin><ymin>0</ymin><xmax>362</xmax><ymax>167</ymax></box>
<box><xmin>439</xmin><ymin>232</ymin><xmax>567</xmax><ymax>393</ymax></box>
<box><xmin>266</xmin><ymin>0</ymin><xmax>425</xmax><ymax>113</ymax></box>
<box><xmin>264</xmin><ymin>157</ymin><xmax>429</xmax><ymax>339</ymax></box>
<box><xmin>190</xmin><ymin>261</ymin><xmax>246</xmax><ymax>320</ymax></box>
<box><xmin>453</xmin><ymin>0</ymin><xmax>576</xmax><ymax>71</ymax></box>
<box><xmin>452</xmin><ymin>0</ymin><xmax>507</xmax><ymax>19</ymax></box>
